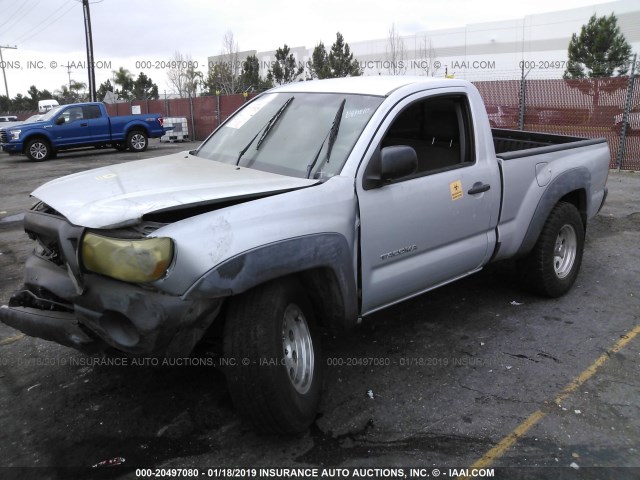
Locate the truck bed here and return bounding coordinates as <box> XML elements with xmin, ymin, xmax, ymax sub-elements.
<box><xmin>492</xmin><ymin>128</ymin><xmax>606</xmax><ymax>160</ymax></box>
<box><xmin>491</xmin><ymin>128</ymin><xmax>610</xmax><ymax>263</ymax></box>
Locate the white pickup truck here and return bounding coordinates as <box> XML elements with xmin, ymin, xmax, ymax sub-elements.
<box><xmin>1</xmin><ymin>76</ymin><xmax>609</xmax><ymax>434</ymax></box>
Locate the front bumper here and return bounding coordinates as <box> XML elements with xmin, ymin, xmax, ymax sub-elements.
<box><xmin>0</xmin><ymin>142</ymin><xmax>20</xmax><ymax>153</ymax></box>
<box><xmin>0</xmin><ymin>210</ymin><xmax>222</xmax><ymax>356</ymax></box>
<box><xmin>0</xmin><ymin>305</ymin><xmax>95</xmax><ymax>352</ymax></box>
<box><xmin>1</xmin><ymin>255</ymin><xmax>222</xmax><ymax>356</ymax></box>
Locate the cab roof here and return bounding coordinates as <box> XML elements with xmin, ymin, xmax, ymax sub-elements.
<box><xmin>270</xmin><ymin>75</ymin><xmax>469</xmax><ymax>97</ymax></box>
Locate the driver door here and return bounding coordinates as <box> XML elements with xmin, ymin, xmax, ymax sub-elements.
<box><xmin>52</xmin><ymin>106</ymin><xmax>88</xmax><ymax>147</ymax></box>
<box><xmin>357</xmin><ymin>89</ymin><xmax>500</xmax><ymax>314</ymax></box>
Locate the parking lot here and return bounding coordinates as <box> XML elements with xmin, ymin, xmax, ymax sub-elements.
<box><xmin>0</xmin><ymin>141</ymin><xmax>639</xmax><ymax>479</ymax></box>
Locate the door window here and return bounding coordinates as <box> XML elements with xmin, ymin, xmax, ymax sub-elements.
<box><xmin>379</xmin><ymin>94</ymin><xmax>475</xmax><ymax>177</ymax></box>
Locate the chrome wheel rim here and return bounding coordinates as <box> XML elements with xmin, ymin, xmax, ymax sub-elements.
<box><xmin>282</xmin><ymin>304</ymin><xmax>314</xmax><ymax>395</ymax></box>
<box><xmin>30</xmin><ymin>142</ymin><xmax>47</xmax><ymax>160</ymax></box>
<box><xmin>554</xmin><ymin>224</ymin><xmax>577</xmax><ymax>278</ymax></box>
<box><xmin>130</xmin><ymin>133</ymin><xmax>146</xmax><ymax>150</ymax></box>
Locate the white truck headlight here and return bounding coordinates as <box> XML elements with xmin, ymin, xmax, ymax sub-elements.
<box><xmin>9</xmin><ymin>129</ymin><xmax>21</xmax><ymax>140</ymax></box>
<box><xmin>81</xmin><ymin>233</ymin><xmax>174</xmax><ymax>283</ymax></box>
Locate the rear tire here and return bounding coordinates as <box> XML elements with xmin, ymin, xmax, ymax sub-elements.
<box><xmin>126</xmin><ymin>130</ymin><xmax>148</xmax><ymax>152</ymax></box>
<box><xmin>517</xmin><ymin>202</ymin><xmax>584</xmax><ymax>298</ymax></box>
<box><xmin>223</xmin><ymin>278</ymin><xmax>323</xmax><ymax>434</ymax></box>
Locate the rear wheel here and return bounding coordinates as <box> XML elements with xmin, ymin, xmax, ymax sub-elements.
<box><xmin>223</xmin><ymin>278</ymin><xmax>322</xmax><ymax>434</ymax></box>
<box><xmin>25</xmin><ymin>138</ymin><xmax>51</xmax><ymax>161</ymax></box>
<box><xmin>518</xmin><ymin>201</ymin><xmax>584</xmax><ymax>297</ymax></box>
<box><xmin>126</xmin><ymin>130</ymin><xmax>148</xmax><ymax>152</ymax></box>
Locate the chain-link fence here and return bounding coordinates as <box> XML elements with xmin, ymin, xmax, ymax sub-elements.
<box><xmin>474</xmin><ymin>74</ymin><xmax>639</xmax><ymax>170</ymax></box>
<box><xmin>107</xmin><ymin>76</ymin><xmax>638</xmax><ymax>170</ymax></box>
<box><xmin>4</xmin><ymin>76</ymin><xmax>639</xmax><ymax>169</ymax></box>
<box><xmin>103</xmin><ymin>93</ymin><xmax>257</xmax><ymax>143</ymax></box>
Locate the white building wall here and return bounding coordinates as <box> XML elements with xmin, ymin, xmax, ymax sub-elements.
<box><xmin>249</xmin><ymin>0</ymin><xmax>640</xmax><ymax>82</ymax></box>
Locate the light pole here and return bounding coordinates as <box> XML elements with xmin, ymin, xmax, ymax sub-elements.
<box><xmin>0</xmin><ymin>45</ymin><xmax>18</xmax><ymax>100</ymax></box>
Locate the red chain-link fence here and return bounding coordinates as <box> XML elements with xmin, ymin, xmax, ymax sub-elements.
<box><xmin>6</xmin><ymin>78</ymin><xmax>639</xmax><ymax>169</ymax></box>
<box><xmin>474</xmin><ymin>77</ymin><xmax>640</xmax><ymax>170</ymax></box>
<box><xmin>103</xmin><ymin>94</ymin><xmax>256</xmax><ymax>142</ymax></box>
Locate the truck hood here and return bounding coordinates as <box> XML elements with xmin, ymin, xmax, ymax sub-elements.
<box><xmin>32</xmin><ymin>152</ymin><xmax>318</xmax><ymax>228</ymax></box>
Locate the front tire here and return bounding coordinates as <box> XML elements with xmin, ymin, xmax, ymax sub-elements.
<box><xmin>126</xmin><ymin>130</ymin><xmax>148</xmax><ymax>152</ymax></box>
<box><xmin>223</xmin><ymin>279</ymin><xmax>323</xmax><ymax>434</ymax></box>
<box><xmin>25</xmin><ymin>138</ymin><xmax>51</xmax><ymax>161</ymax></box>
<box><xmin>518</xmin><ymin>202</ymin><xmax>585</xmax><ymax>298</ymax></box>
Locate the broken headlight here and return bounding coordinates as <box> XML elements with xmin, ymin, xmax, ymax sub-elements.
<box><xmin>81</xmin><ymin>233</ymin><xmax>174</xmax><ymax>283</ymax></box>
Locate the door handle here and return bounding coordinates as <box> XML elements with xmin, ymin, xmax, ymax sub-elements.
<box><xmin>80</xmin><ymin>122</ymin><xmax>88</xmax><ymax>127</ymax></box>
<box><xmin>468</xmin><ymin>183</ymin><xmax>491</xmax><ymax>195</ymax></box>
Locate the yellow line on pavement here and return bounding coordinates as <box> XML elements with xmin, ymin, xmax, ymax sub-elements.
<box><xmin>464</xmin><ymin>324</ymin><xmax>640</xmax><ymax>474</ymax></box>
<box><xmin>0</xmin><ymin>333</ymin><xmax>26</xmax><ymax>346</ymax></box>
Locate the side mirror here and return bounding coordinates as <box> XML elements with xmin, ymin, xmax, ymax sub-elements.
<box><xmin>363</xmin><ymin>145</ymin><xmax>418</xmax><ymax>190</ymax></box>
<box><xmin>380</xmin><ymin>146</ymin><xmax>418</xmax><ymax>181</ymax></box>
<box><xmin>55</xmin><ymin>116</ymin><xmax>65</xmax><ymax>125</ymax></box>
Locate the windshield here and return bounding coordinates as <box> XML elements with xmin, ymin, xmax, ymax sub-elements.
<box><xmin>39</xmin><ymin>106</ymin><xmax>64</xmax><ymax>122</ymax></box>
<box><xmin>195</xmin><ymin>92</ymin><xmax>383</xmax><ymax>179</ymax></box>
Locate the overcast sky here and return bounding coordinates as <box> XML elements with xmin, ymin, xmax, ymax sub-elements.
<box><xmin>0</xmin><ymin>0</ymin><xmax>619</xmax><ymax>97</ymax></box>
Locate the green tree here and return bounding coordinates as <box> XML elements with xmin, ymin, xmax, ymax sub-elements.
<box><xmin>184</xmin><ymin>66</ymin><xmax>203</xmax><ymax>98</ymax></box>
<box><xmin>69</xmin><ymin>80</ymin><xmax>87</xmax><ymax>102</ymax></box>
<box><xmin>53</xmin><ymin>84</ymin><xmax>73</xmax><ymax>104</ymax></box>
<box><xmin>563</xmin><ymin>13</ymin><xmax>632</xmax><ymax>122</ymax></box>
<box><xmin>10</xmin><ymin>93</ymin><xmax>30</xmax><ymax>111</ymax></box>
<box><xmin>267</xmin><ymin>45</ymin><xmax>304</xmax><ymax>85</ymax></box>
<box><xmin>204</xmin><ymin>62</ymin><xmax>231</xmax><ymax>94</ymax></box>
<box><xmin>26</xmin><ymin>85</ymin><xmax>53</xmax><ymax>110</ymax></box>
<box><xmin>564</xmin><ymin>13</ymin><xmax>632</xmax><ymax>79</ymax></box>
<box><xmin>112</xmin><ymin>67</ymin><xmax>134</xmax><ymax>100</ymax></box>
<box><xmin>238</xmin><ymin>54</ymin><xmax>272</xmax><ymax>91</ymax></box>
<box><xmin>97</xmin><ymin>79</ymin><xmax>114</xmax><ymax>101</ymax></box>
<box><xmin>132</xmin><ymin>72</ymin><xmax>159</xmax><ymax>100</ymax></box>
<box><xmin>328</xmin><ymin>32</ymin><xmax>361</xmax><ymax>77</ymax></box>
<box><xmin>308</xmin><ymin>33</ymin><xmax>361</xmax><ymax>79</ymax></box>
<box><xmin>0</xmin><ymin>95</ymin><xmax>9</xmax><ymax>112</ymax></box>
<box><xmin>308</xmin><ymin>42</ymin><xmax>330</xmax><ymax>80</ymax></box>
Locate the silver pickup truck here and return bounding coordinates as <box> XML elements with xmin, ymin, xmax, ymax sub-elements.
<box><xmin>0</xmin><ymin>76</ymin><xmax>609</xmax><ymax>434</ymax></box>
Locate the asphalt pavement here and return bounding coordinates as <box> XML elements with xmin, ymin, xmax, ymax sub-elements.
<box><xmin>0</xmin><ymin>142</ymin><xmax>638</xmax><ymax>480</ymax></box>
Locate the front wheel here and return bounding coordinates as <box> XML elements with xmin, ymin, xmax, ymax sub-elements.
<box><xmin>25</xmin><ymin>138</ymin><xmax>51</xmax><ymax>161</ymax></box>
<box><xmin>126</xmin><ymin>130</ymin><xmax>148</xmax><ymax>152</ymax></box>
<box><xmin>223</xmin><ymin>278</ymin><xmax>323</xmax><ymax>434</ymax></box>
<box><xmin>518</xmin><ymin>201</ymin><xmax>585</xmax><ymax>297</ymax></box>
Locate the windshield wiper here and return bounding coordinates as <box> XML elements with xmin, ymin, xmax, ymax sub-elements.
<box><xmin>306</xmin><ymin>98</ymin><xmax>346</xmax><ymax>179</ymax></box>
<box><xmin>236</xmin><ymin>96</ymin><xmax>294</xmax><ymax>166</ymax></box>
<box><xmin>257</xmin><ymin>96</ymin><xmax>294</xmax><ymax>149</ymax></box>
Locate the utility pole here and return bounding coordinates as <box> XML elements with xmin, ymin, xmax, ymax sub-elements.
<box><xmin>66</xmin><ymin>63</ymin><xmax>73</xmax><ymax>92</ymax></box>
<box><xmin>0</xmin><ymin>45</ymin><xmax>18</xmax><ymax>100</ymax></box>
<box><xmin>82</xmin><ymin>0</ymin><xmax>96</xmax><ymax>101</ymax></box>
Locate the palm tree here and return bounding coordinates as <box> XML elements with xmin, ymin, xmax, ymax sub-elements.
<box><xmin>53</xmin><ymin>84</ymin><xmax>72</xmax><ymax>103</ymax></box>
<box><xmin>69</xmin><ymin>80</ymin><xmax>87</xmax><ymax>101</ymax></box>
<box><xmin>112</xmin><ymin>67</ymin><xmax>134</xmax><ymax>99</ymax></box>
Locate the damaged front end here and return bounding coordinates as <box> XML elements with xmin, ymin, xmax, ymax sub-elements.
<box><xmin>0</xmin><ymin>204</ymin><xmax>222</xmax><ymax>356</ymax></box>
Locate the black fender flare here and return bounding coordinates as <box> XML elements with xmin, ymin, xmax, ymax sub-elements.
<box><xmin>183</xmin><ymin>233</ymin><xmax>359</xmax><ymax>330</ymax></box>
<box><xmin>517</xmin><ymin>167</ymin><xmax>590</xmax><ymax>257</ymax></box>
